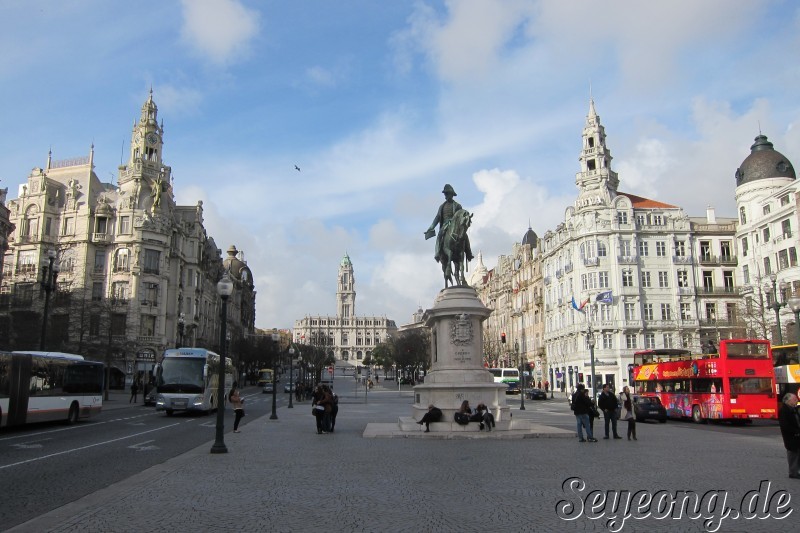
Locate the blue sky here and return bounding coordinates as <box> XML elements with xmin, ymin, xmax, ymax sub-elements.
<box><xmin>2</xmin><ymin>1</ymin><xmax>799</xmax><ymax>329</ymax></box>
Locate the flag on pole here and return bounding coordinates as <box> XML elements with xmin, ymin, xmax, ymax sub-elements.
<box><xmin>596</xmin><ymin>291</ymin><xmax>613</xmax><ymax>304</ymax></box>
<box><xmin>571</xmin><ymin>296</ymin><xmax>590</xmax><ymax>312</ymax></box>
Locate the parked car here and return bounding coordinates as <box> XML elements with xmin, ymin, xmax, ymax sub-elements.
<box><xmin>263</xmin><ymin>383</ymin><xmax>274</xmax><ymax>394</ymax></box>
<box><xmin>283</xmin><ymin>382</ymin><xmax>296</xmax><ymax>393</ymax></box>
<box><xmin>144</xmin><ymin>387</ymin><xmax>158</xmax><ymax>406</ymax></box>
<box><xmin>505</xmin><ymin>381</ymin><xmax>521</xmax><ymax>395</ymax></box>
<box><xmin>633</xmin><ymin>395</ymin><xmax>667</xmax><ymax>423</ymax></box>
<box><xmin>527</xmin><ymin>388</ymin><xmax>548</xmax><ymax>400</ymax></box>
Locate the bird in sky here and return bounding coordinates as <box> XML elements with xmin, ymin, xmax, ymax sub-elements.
<box><xmin>294</xmin><ymin>165</ymin><xmax>301</xmax><ymax>172</ymax></box>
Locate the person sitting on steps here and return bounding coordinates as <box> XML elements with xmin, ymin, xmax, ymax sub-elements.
<box><xmin>474</xmin><ymin>403</ymin><xmax>495</xmax><ymax>431</ymax></box>
<box><xmin>417</xmin><ymin>404</ymin><xmax>443</xmax><ymax>432</ymax></box>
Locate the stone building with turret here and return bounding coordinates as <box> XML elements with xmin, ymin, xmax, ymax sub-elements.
<box><xmin>0</xmin><ymin>91</ymin><xmax>255</xmax><ymax>387</ymax></box>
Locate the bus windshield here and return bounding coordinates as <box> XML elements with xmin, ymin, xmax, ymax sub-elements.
<box><xmin>157</xmin><ymin>358</ymin><xmax>205</xmax><ymax>393</ymax></box>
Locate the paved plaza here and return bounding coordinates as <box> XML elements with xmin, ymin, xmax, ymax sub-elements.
<box><xmin>9</xmin><ymin>385</ymin><xmax>800</xmax><ymax>533</ymax></box>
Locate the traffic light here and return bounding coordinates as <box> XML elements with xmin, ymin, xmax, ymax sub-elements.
<box><xmin>578</xmin><ymin>372</ymin><xmax>584</xmax><ymax>383</ymax></box>
<box><xmin>529</xmin><ymin>362</ymin><xmax>535</xmax><ymax>369</ymax></box>
<box><xmin>501</xmin><ymin>332</ymin><xmax>506</xmax><ymax>344</ymax></box>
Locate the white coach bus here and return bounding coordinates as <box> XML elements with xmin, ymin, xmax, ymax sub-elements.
<box><xmin>154</xmin><ymin>348</ymin><xmax>234</xmax><ymax>416</ymax></box>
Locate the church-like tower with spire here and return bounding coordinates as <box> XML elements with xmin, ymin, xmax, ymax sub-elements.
<box><xmin>1</xmin><ymin>92</ymin><xmax>255</xmax><ymax>388</ymax></box>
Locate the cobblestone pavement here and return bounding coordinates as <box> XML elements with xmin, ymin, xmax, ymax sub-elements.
<box><xmin>8</xmin><ymin>385</ymin><xmax>800</xmax><ymax>533</ymax></box>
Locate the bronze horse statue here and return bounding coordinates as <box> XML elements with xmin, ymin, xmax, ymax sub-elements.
<box><xmin>440</xmin><ymin>208</ymin><xmax>473</xmax><ymax>288</ymax></box>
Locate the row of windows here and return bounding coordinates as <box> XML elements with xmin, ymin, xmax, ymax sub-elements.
<box><xmin>741</xmin><ymin>248</ymin><xmax>798</xmax><ymax>282</ymax></box>
<box><xmin>550</xmin><ymin>239</ymin><xmax>733</xmax><ymax>276</ymax></box>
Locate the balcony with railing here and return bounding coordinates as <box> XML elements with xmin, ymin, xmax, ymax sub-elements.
<box><xmin>695</xmin><ymin>285</ymin><xmax>737</xmax><ymax>296</ymax></box>
<box><xmin>16</xmin><ymin>264</ymin><xmax>37</xmax><ymax>275</ymax></box>
<box><xmin>719</xmin><ymin>255</ymin><xmax>738</xmax><ymax>266</ymax></box>
<box><xmin>137</xmin><ymin>335</ymin><xmax>160</xmax><ymax>344</ymax></box>
<box><xmin>672</xmin><ymin>255</ymin><xmax>693</xmax><ymax>264</ymax></box>
<box><xmin>91</xmin><ymin>232</ymin><xmax>112</xmax><ymax>245</ymax></box>
<box><xmin>583</xmin><ymin>257</ymin><xmax>599</xmax><ymax>266</ymax></box>
<box><xmin>617</xmin><ymin>255</ymin><xmax>638</xmax><ymax>264</ymax></box>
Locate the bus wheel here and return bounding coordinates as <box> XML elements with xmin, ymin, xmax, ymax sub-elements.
<box><xmin>691</xmin><ymin>405</ymin><xmax>705</xmax><ymax>424</ymax></box>
<box><xmin>165</xmin><ymin>409</ymin><xmax>174</xmax><ymax>416</ymax></box>
<box><xmin>67</xmin><ymin>403</ymin><xmax>79</xmax><ymax>424</ymax></box>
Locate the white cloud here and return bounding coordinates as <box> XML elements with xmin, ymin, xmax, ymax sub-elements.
<box><xmin>179</xmin><ymin>0</ymin><xmax>260</xmax><ymax>65</ymax></box>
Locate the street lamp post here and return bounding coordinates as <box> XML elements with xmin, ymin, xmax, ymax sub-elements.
<box><xmin>211</xmin><ymin>272</ymin><xmax>234</xmax><ymax>454</ymax></box>
<box><xmin>549</xmin><ymin>367</ymin><xmax>554</xmax><ymax>399</ymax></box>
<box><xmin>587</xmin><ymin>325</ymin><xmax>597</xmax><ymax>400</ymax></box>
<box><xmin>177</xmin><ymin>313</ymin><xmax>185</xmax><ymax>348</ymax></box>
<box><xmin>288</xmin><ymin>346</ymin><xmax>295</xmax><ymax>409</ymax></box>
<box><xmin>765</xmin><ymin>274</ymin><xmax>788</xmax><ymax>345</ymax></box>
<box><xmin>39</xmin><ymin>249</ymin><xmax>60</xmax><ymax>350</ymax></box>
<box><xmin>516</xmin><ymin>341</ymin><xmax>525</xmax><ymax>410</ymax></box>
<box><xmin>270</xmin><ymin>342</ymin><xmax>278</xmax><ymax>420</ymax></box>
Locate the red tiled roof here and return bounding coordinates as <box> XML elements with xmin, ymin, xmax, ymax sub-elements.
<box><xmin>618</xmin><ymin>191</ymin><xmax>678</xmax><ymax>209</ymax></box>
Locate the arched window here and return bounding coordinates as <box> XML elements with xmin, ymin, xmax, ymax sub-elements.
<box><xmin>739</xmin><ymin>206</ymin><xmax>747</xmax><ymax>225</ymax></box>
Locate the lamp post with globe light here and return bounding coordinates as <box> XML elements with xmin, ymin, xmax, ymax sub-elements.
<box><xmin>40</xmin><ymin>249</ymin><xmax>60</xmax><ymax>350</ymax></box>
<box><xmin>764</xmin><ymin>273</ymin><xmax>788</xmax><ymax>345</ymax></box>
<box><xmin>211</xmin><ymin>272</ymin><xmax>234</xmax><ymax>455</ymax></box>
<box><xmin>288</xmin><ymin>345</ymin><xmax>295</xmax><ymax>409</ymax></box>
<box><xmin>587</xmin><ymin>325</ymin><xmax>597</xmax><ymax>400</ymax></box>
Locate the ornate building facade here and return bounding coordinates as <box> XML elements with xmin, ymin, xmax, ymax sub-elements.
<box><xmin>734</xmin><ymin>134</ymin><xmax>799</xmax><ymax>343</ymax></box>
<box><xmin>0</xmin><ymin>91</ymin><xmax>255</xmax><ymax>385</ymax></box>
<box><xmin>293</xmin><ymin>253</ymin><xmax>397</xmax><ymax>367</ymax></box>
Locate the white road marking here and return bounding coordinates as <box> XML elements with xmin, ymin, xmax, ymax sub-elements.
<box><xmin>0</xmin><ymin>423</ymin><xmax>180</xmax><ymax>470</ymax></box>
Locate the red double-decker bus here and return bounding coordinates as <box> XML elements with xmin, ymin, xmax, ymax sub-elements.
<box><xmin>631</xmin><ymin>339</ymin><xmax>777</xmax><ymax>423</ymax></box>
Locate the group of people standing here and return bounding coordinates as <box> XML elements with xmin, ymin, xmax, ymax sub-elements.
<box><xmin>311</xmin><ymin>384</ymin><xmax>338</xmax><ymax>434</ymax></box>
<box><xmin>571</xmin><ymin>383</ymin><xmax>636</xmax><ymax>442</ymax></box>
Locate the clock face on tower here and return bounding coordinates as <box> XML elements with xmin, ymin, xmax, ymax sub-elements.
<box><xmin>146</xmin><ymin>133</ymin><xmax>159</xmax><ymax>145</ymax></box>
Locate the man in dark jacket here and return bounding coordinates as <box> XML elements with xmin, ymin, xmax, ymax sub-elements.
<box><xmin>598</xmin><ymin>383</ymin><xmax>622</xmax><ymax>439</ymax></box>
<box><xmin>572</xmin><ymin>384</ymin><xmax>597</xmax><ymax>442</ymax></box>
<box><xmin>778</xmin><ymin>392</ymin><xmax>800</xmax><ymax>479</ymax></box>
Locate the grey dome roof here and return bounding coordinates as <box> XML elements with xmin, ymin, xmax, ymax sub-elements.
<box><xmin>735</xmin><ymin>134</ymin><xmax>796</xmax><ymax>186</ymax></box>
<box><xmin>521</xmin><ymin>227</ymin><xmax>538</xmax><ymax>247</ymax></box>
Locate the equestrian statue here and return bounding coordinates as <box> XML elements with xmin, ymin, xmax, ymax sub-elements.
<box><xmin>425</xmin><ymin>184</ymin><xmax>474</xmax><ymax>288</ymax></box>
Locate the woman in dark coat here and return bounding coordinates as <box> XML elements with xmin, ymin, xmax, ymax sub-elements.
<box><xmin>778</xmin><ymin>392</ymin><xmax>800</xmax><ymax>479</ymax></box>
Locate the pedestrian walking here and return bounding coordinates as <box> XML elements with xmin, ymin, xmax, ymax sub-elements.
<box><xmin>329</xmin><ymin>387</ymin><xmax>339</xmax><ymax>433</ymax></box>
<box><xmin>571</xmin><ymin>384</ymin><xmax>597</xmax><ymax>442</ymax></box>
<box><xmin>598</xmin><ymin>383</ymin><xmax>622</xmax><ymax>439</ymax></box>
<box><xmin>229</xmin><ymin>383</ymin><xmax>245</xmax><ymax>433</ymax></box>
<box><xmin>129</xmin><ymin>380</ymin><xmax>139</xmax><ymax>403</ymax></box>
<box><xmin>619</xmin><ymin>386</ymin><xmax>636</xmax><ymax>441</ymax></box>
<box><xmin>778</xmin><ymin>392</ymin><xmax>800</xmax><ymax>479</ymax></box>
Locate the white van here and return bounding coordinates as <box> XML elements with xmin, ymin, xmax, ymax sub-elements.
<box><xmin>487</xmin><ymin>368</ymin><xmax>520</xmax><ymax>384</ymax></box>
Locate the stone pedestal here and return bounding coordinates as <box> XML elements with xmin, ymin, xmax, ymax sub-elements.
<box><xmin>411</xmin><ymin>287</ymin><xmax>509</xmax><ymax>425</ymax></box>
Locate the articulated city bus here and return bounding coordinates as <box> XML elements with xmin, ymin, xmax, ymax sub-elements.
<box><xmin>0</xmin><ymin>351</ymin><xmax>104</xmax><ymax>427</ymax></box>
<box><xmin>632</xmin><ymin>339</ymin><xmax>777</xmax><ymax>423</ymax></box>
<box><xmin>771</xmin><ymin>343</ymin><xmax>800</xmax><ymax>399</ymax></box>
<box><xmin>154</xmin><ymin>348</ymin><xmax>234</xmax><ymax>416</ymax></box>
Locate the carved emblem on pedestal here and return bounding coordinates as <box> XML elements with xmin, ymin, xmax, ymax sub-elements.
<box><xmin>450</xmin><ymin>313</ymin><xmax>473</xmax><ymax>346</ymax></box>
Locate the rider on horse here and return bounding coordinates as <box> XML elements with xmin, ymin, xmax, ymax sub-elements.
<box><xmin>425</xmin><ymin>184</ymin><xmax>474</xmax><ymax>264</ymax></box>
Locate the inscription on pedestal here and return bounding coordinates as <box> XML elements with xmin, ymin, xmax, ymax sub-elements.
<box><xmin>453</xmin><ymin>349</ymin><xmax>472</xmax><ymax>363</ymax></box>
